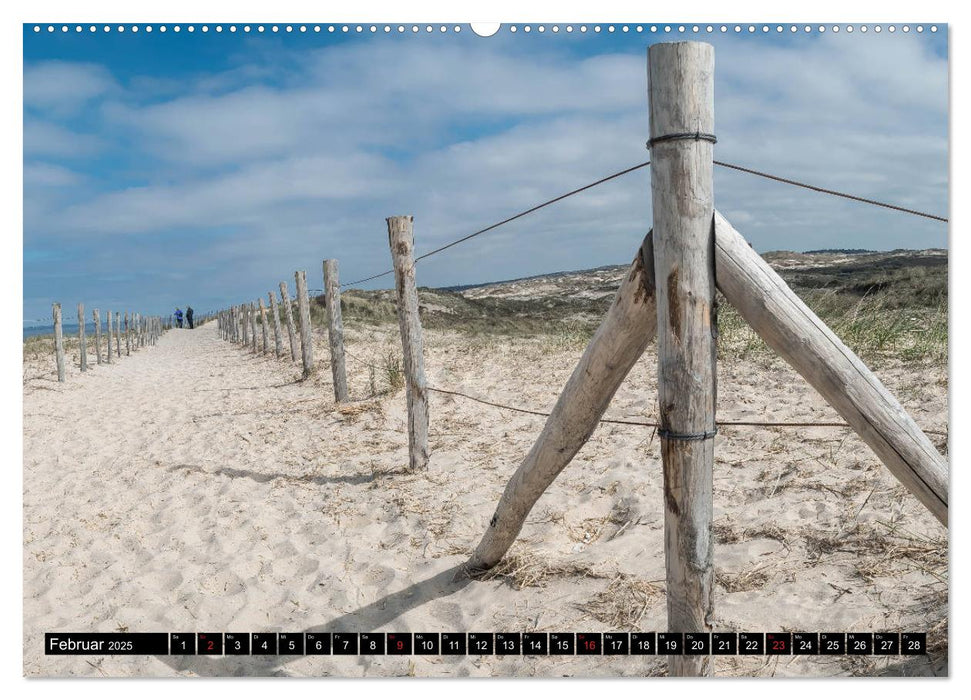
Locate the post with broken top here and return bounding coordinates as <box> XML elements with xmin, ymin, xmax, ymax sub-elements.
<box><xmin>649</xmin><ymin>41</ymin><xmax>717</xmax><ymax>678</ymax></box>
<box><xmin>294</xmin><ymin>270</ymin><xmax>314</xmax><ymax>376</ymax></box>
<box><xmin>387</xmin><ymin>216</ymin><xmax>429</xmax><ymax>471</ymax></box>
<box><xmin>77</xmin><ymin>303</ymin><xmax>87</xmax><ymax>372</ymax></box>
<box><xmin>258</xmin><ymin>298</ymin><xmax>270</xmax><ymax>354</ymax></box>
<box><xmin>52</xmin><ymin>302</ymin><xmax>65</xmax><ymax>382</ymax></box>
<box><xmin>324</xmin><ymin>259</ymin><xmax>349</xmax><ymax>402</ymax></box>
<box><xmin>93</xmin><ymin>308</ymin><xmax>102</xmax><ymax>364</ymax></box>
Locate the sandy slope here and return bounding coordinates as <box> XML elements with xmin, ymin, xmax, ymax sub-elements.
<box><xmin>22</xmin><ymin>321</ymin><xmax>948</xmax><ymax>677</ymax></box>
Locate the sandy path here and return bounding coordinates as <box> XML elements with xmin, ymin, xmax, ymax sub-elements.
<box><xmin>23</xmin><ymin>322</ymin><xmax>947</xmax><ymax>677</ymax></box>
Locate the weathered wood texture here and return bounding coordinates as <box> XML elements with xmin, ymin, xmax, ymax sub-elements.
<box><xmin>249</xmin><ymin>303</ymin><xmax>258</xmax><ymax>352</ymax></box>
<box><xmin>324</xmin><ymin>259</ymin><xmax>349</xmax><ymax>402</ymax></box>
<box><xmin>258</xmin><ymin>298</ymin><xmax>270</xmax><ymax>354</ymax></box>
<box><xmin>387</xmin><ymin>216</ymin><xmax>430</xmax><ymax>470</ymax></box>
<box><xmin>269</xmin><ymin>291</ymin><xmax>283</xmax><ymax>358</ymax></box>
<box><xmin>294</xmin><ymin>270</ymin><xmax>315</xmax><ymax>376</ymax></box>
<box><xmin>93</xmin><ymin>308</ymin><xmax>102</xmax><ymax>364</ymax></box>
<box><xmin>53</xmin><ymin>302</ymin><xmax>65</xmax><ymax>382</ymax></box>
<box><xmin>649</xmin><ymin>41</ymin><xmax>717</xmax><ymax>678</ymax></box>
<box><xmin>280</xmin><ymin>282</ymin><xmax>299</xmax><ymax>362</ymax></box>
<box><xmin>77</xmin><ymin>303</ymin><xmax>87</xmax><ymax>372</ymax></box>
<box><xmin>714</xmin><ymin>211</ymin><xmax>948</xmax><ymax>525</ymax></box>
<box><xmin>115</xmin><ymin>311</ymin><xmax>121</xmax><ymax>357</ymax></box>
<box><xmin>468</xmin><ymin>233</ymin><xmax>659</xmax><ymax>573</ymax></box>
<box><xmin>125</xmin><ymin>312</ymin><xmax>131</xmax><ymax>356</ymax></box>
<box><xmin>106</xmin><ymin>310</ymin><xmax>113</xmax><ymax>364</ymax></box>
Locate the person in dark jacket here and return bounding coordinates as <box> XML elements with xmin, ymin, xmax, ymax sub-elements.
<box><xmin>186</xmin><ymin>306</ymin><xmax>194</xmax><ymax>329</ymax></box>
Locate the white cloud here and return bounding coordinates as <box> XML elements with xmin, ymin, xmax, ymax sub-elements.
<box><xmin>23</xmin><ymin>61</ymin><xmax>117</xmax><ymax>114</ymax></box>
<box><xmin>23</xmin><ymin>120</ymin><xmax>101</xmax><ymax>158</ymax></box>
<box><xmin>22</xmin><ymin>33</ymin><xmax>949</xmax><ymax>321</ymax></box>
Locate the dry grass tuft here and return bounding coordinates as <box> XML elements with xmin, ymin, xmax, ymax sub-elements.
<box><xmin>802</xmin><ymin>522</ymin><xmax>946</xmax><ymax>584</ymax></box>
<box><xmin>715</xmin><ymin>565</ymin><xmax>772</xmax><ymax>593</ymax></box>
<box><xmin>579</xmin><ymin>574</ymin><xmax>664</xmax><ymax>629</ymax></box>
<box><xmin>478</xmin><ymin>548</ymin><xmax>607</xmax><ymax>590</ymax></box>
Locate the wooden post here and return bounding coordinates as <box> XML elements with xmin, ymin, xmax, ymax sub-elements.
<box><xmin>250</xmin><ymin>303</ymin><xmax>258</xmax><ymax>352</ymax></box>
<box><xmin>125</xmin><ymin>312</ymin><xmax>131</xmax><ymax>356</ymax></box>
<box><xmin>649</xmin><ymin>42</ymin><xmax>716</xmax><ymax>678</ymax></box>
<box><xmin>714</xmin><ymin>211</ymin><xmax>948</xmax><ymax>524</ymax></box>
<box><xmin>241</xmin><ymin>304</ymin><xmax>248</xmax><ymax>346</ymax></box>
<box><xmin>324</xmin><ymin>259</ymin><xmax>349</xmax><ymax>402</ymax></box>
<box><xmin>52</xmin><ymin>302</ymin><xmax>65</xmax><ymax>382</ymax></box>
<box><xmin>106</xmin><ymin>310</ymin><xmax>113</xmax><ymax>364</ymax></box>
<box><xmin>468</xmin><ymin>233</ymin><xmax>658</xmax><ymax>573</ymax></box>
<box><xmin>114</xmin><ymin>312</ymin><xmax>121</xmax><ymax>358</ymax></box>
<box><xmin>269</xmin><ymin>291</ymin><xmax>284</xmax><ymax>358</ymax></box>
<box><xmin>387</xmin><ymin>216</ymin><xmax>429</xmax><ymax>470</ymax></box>
<box><xmin>294</xmin><ymin>270</ymin><xmax>314</xmax><ymax>376</ymax></box>
<box><xmin>280</xmin><ymin>281</ymin><xmax>299</xmax><ymax>362</ymax></box>
<box><xmin>93</xmin><ymin>308</ymin><xmax>102</xmax><ymax>364</ymax></box>
<box><xmin>77</xmin><ymin>303</ymin><xmax>87</xmax><ymax>372</ymax></box>
<box><xmin>258</xmin><ymin>298</ymin><xmax>270</xmax><ymax>354</ymax></box>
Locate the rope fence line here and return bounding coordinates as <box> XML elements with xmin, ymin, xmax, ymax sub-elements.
<box><xmin>713</xmin><ymin>160</ymin><xmax>949</xmax><ymax>223</ymax></box>
<box><xmin>337</xmin><ymin>157</ymin><xmax>946</xmax><ymax>292</ymax></box>
<box><xmin>340</xmin><ymin>347</ymin><xmax>947</xmax><ymax>437</ymax></box>
<box><xmin>340</xmin><ymin>161</ymin><xmax>653</xmax><ymax>288</ymax></box>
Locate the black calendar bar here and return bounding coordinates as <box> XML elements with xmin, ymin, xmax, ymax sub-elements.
<box><xmin>44</xmin><ymin>631</ymin><xmax>929</xmax><ymax>656</ymax></box>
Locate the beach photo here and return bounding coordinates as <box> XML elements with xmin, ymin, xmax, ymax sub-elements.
<box><xmin>22</xmin><ymin>21</ymin><xmax>948</xmax><ymax>678</ymax></box>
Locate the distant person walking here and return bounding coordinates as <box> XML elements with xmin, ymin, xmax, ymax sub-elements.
<box><xmin>174</xmin><ymin>308</ymin><xmax>184</xmax><ymax>328</ymax></box>
<box><xmin>186</xmin><ymin>306</ymin><xmax>194</xmax><ymax>329</ymax></box>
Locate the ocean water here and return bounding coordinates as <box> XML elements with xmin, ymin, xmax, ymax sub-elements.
<box><xmin>23</xmin><ymin>323</ymin><xmax>98</xmax><ymax>340</ymax></box>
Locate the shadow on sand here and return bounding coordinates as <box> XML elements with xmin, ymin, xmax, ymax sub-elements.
<box><xmin>151</xmin><ymin>564</ymin><xmax>471</xmax><ymax>676</ymax></box>
<box><xmin>167</xmin><ymin>463</ymin><xmax>411</xmax><ymax>488</ymax></box>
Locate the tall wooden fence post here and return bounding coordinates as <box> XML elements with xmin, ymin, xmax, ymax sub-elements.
<box><xmin>324</xmin><ymin>259</ymin><xmax>349</xmax><ymax>402</ymax></box>
<box><xmin>125</xmin><ymin>312</ymin><xmax>131</xmax><ymax>356</ymax></box>
<box><xmin>280</xmin><ymin>281</ymin><xmax>299</xmax><ymax>363</ymax></box>
<box><xmin>269</xmin><ymin>291</ymin><xmax>284</xmax><ymax>358</ymax></box>
<box><xmin>93</xmin><ymin>308</ymin><xmax>102</xmax><ymax>364</ymax></box>
<box><xmin>106</xmin><ymin>310</ymin><xmax>113</xmax><ymax>364</ymax></box>
<box><xmin>294</xmin><ymin>270</ymin><xmax>314</xmax><ymax>376</ymax></box>
<box><xmin>77</xmin><ymin>303</ymin><xmax>87</xmax><ymax>372</ymax></box>
<box><xmin>649</xmin><ymin>41</ymin><xmax>716</xmax><ymax>678</ymax></box>
<box><xmin>258</xmin><ymin>298</ymin><xmax>270</xmax><ymax>354</ymax></box>
<box><xmin>249</xmin><ymin>302</ymin><xmax>258</xmax><ymax>353</ymax></box>
<box><xmin>53</xmin><ymin>302</ymin><xmax>65</xmax><ymax>382</ymax></box>
<box><xmin>387</xmin><ymin>216</ymin><xmax>430</xmax><ymax>470</ymax></box>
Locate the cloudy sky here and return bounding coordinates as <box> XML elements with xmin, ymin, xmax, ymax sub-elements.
<box><xmin>23</xmin><ymin>25</ymin><xmax>948</xmax><ymax>324</ymax></box>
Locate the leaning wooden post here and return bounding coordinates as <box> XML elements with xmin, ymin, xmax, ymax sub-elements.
<box><xmin>649</xmin><ymin>42</ymin><xmax>716</xmax><ymax>678</ymax></box>
<box><xmin>279</xmin><ymin>281</ymin><xmax>299</xmax><ymax>362</ymax></box>
<box><xmin>294</xmin><ymin>270</ymin><xmax>315</xmax><ymax>376</ymax></box>
<box><xmin>77</xmin><ymin>303</ymin><xmax>88</xmax><ymax>372</ymax></box>
<box><xmin>93</xmin><ymin>308</ymin><xmax>102</xmax><ymax>364</ymax></box>
<box><xmin>268</xmin><ymin>291</ymin><xmax>284</xmax><ymax>358</ymax></box>
<box><xmin>52</xmin><ymin>302</ymin><xmax>65</xmax><ymax>382</ymax></box>
<box><xmin>714</xmin><ymin>211</ymin><xmax>948</xmax><ymax>524</ymax></box>
<box><xmin>124</xmin><ymin>312</ymin><xmax>131</xmax><ymax>356</ymax></box>
<box><xmin>114</xmin><ymin>312</ymin><xmax>121</xmax><ymax>358</ymax></box>
<box><xmin>324</xmin><ymin>259</ymin><xmax>349</xmax><ymax>402</ymax></box>
<box><xmin>106</xmin><ymin>310</ymin><xmax>113</xmax><ymax>364</ymax></box>
<box><xmin>258</xmin><ymin>298</ymin><xmax>270</xmax><ymax>354</ymax></box>
<box><xmin>387</xmin><ymin>216</ymin><xmax>430</xmax><ymax>470</ymax></box>
<box><xmin>468</xmin><ymin>232</ymin><xmax>659</xmax><ymax>573</ymax></box>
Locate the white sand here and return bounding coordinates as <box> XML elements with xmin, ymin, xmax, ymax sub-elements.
<box><xmin>23</xmin><ymin>321</ymin><xmax>947</xmax><ymax>677</ymax></box>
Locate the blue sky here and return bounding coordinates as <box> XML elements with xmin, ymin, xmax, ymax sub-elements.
<box><xmin>23</xmin><ymin>24</ymin><xmax>948</xmax><ymax>323</ymax></box>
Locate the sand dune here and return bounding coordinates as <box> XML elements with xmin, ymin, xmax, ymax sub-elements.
<box><xmin>23</xmin><ymin>321</ymin><xmax>947</xmax><ymax>677</ymax></box>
